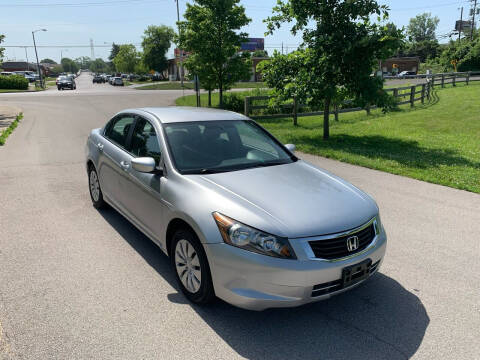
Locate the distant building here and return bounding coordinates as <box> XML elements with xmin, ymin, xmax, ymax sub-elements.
<box><xmin>380</xmin><ymin>57</ymin><xmax>420</xmax><ymax>75</ymax></box>
<box><xmin>0</xmin><ymin>61</ymin><xmax>50</xmax><ymax>75</ymax></box>
<box><xmin>240</xmin><ymin>38</ymin><xmax>264</xmax><ymax>52</ymax></box>
<box><xmin>166</xmin><ymin>40</ymin><xmax>269</xmax><ymax>82</ymax></box>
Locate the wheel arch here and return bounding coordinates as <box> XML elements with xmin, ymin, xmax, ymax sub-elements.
<box><xmin>165</xmin><ymin>218</ymin><xmax>199</xmax><ymax>258</ymax></box>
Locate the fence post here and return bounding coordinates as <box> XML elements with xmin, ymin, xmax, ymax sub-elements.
<box><xmin>441</xmin><ymin>74</ymin><xmax>445</xmax><ymax>88</ymax></box>
<box><xmin>292</xmin><ymin>96</ymin><xmax>298</xmax><ymax>126</ymax></box>
<box><xmin>365</xmin><ymin>104</ymin><xmax>371</xmax><ymax>115</ymax></box>
<box><xmin>410</xmin><ymin>86</ymin><xmax>416</xmax><ymax>107</ymax></box>
<box><xmin>452</xmin><ymin>73</ymin><xmax>456</xmax><ymax>87</ymax></box>
<box><xmin>421</xmin><ymin>84</ymin><xmax>426</xmax><ymax>104</ymax></box>
<box><xmin>466</xmin><ymin>71</ymin><xmax>471</xmax><ymax>85</ymax></box>
<box><xmin>334</xmin><ymin>104</ymin><xmax>339</xmax><ymax>121</ymax></box>
<box><xmin>244</xmin><ymin>96</ymin><xmax>250</xmax><ymax>116</ymax></box>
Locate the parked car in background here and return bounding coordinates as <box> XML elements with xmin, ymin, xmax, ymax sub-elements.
<box><xmin>57</xmin><ymin>75</ymin><xmax>76</xmax><ymax>90</ymax></box>
<box><xmin>0</xmin><ymin>72</ymin><xmax>14</xmax><ymax>76</ymax></box>
<box><xmin>24</xmin><ymin>73</ymin><xmax>36</xmax><ymax>83</ymax></box>
<box><xmin>397</xmin><ymin>71</ymin><xmax>417</xmax><ymax>77</ymax></box>
<box><xmin>93</xmin><ymin>75</ymin><xmax>105</xmax><ymax>84</ymax></box>
<box><xmin>85</xmin><ymin>107</ymin><xmax>387</xmax><ymax>311</ymax></box>
<box><xmin>112</xmin><ymin>77</ymin><xmax>124</xmax><ymax>86</ymax></box>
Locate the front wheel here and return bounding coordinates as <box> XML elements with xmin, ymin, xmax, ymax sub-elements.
<box><xmin>170</xmin><ymin>229</ymin><xmax>215</xmax><ymax>305</ymax></box>
<box><xmin>88</xmin><ymin>165</ymin><xmax>107</xmax><ymax>209</ymax></box>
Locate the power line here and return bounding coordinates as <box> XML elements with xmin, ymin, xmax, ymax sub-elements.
<box><xmin>390</xmin><ymin>0</ymin><xmax>470</xmax><ymax>12</ymax></box>
<box><xmin>0</xmin><ymin>0</ymin><xmax>162</xmax><ymax>7</ymax></box>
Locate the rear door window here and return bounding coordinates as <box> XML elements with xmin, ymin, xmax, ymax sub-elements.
<box><xmin>104</xmin><ymin>115</ymin><xmax>135</xmax><ymax>150</ymax></box>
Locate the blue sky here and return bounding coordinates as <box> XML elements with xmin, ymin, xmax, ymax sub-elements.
<box><xmin>1</xmin><ymin>0</ymin><xmax>473</xmax><ymax>63</ymax></box>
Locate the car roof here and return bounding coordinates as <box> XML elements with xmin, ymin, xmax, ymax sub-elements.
<box><xmin>128</xmin><ymin>106</ymin><xmax>250</xmax><ymax>124</ymax></box>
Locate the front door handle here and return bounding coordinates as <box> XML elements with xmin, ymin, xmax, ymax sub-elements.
<box><xmin>120</xmin><ymin>160</ymin><xmax>130</xmax><ymax>170</ymax></box>
<box><xmin>97</xmin><ymin>143</ymin><xmax>104</xmax><ymax>151</ymax></box>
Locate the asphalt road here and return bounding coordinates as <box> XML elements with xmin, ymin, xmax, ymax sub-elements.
<box><xmin>0</xmin><ymin>72</ymin><xmax>479</xmax><ymax>360</ymax></box>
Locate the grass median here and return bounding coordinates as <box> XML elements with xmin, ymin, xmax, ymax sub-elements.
<box><xmin>175</xmin><ymin>82</ymin><xmax>480</xmax><ymax>193</ymax></box>
<box><xmin>0</xmin><ymin>112</ymin><xmax>23</xmax><ymax>145</ymax></box>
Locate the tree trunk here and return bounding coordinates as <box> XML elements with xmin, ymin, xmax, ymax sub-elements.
<box><xmin>208</xmin><ymin>90</ymin><xmax>212</xmax><ymax>107</ymax></box>
<box><xmin>323</xmin><ymin>97</ymin><xmax>331</xmax><ymax>140</ymax></box>
<box><xmin>219</xmin><ymin>86</ymin><xmax>223</xmax><ymax>108</ymax></box>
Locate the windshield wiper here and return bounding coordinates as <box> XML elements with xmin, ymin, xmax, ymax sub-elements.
<box><xmin>251</xmin><ymin>160</ymin><xmax>289</xmax><ymax>168</ymax></box>
<box><xmin>183</xmin><ymin>168</ymin><xmax>230</xmax><ymax>175</ymax></box>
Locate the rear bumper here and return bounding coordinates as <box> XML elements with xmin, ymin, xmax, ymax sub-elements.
<box><xmin>204</xmin><ymin>228</ymin><xmax>386</xmax><ymax>311</ymax></box>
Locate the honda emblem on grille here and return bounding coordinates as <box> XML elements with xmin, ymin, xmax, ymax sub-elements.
<box><xmin>346</xmin><ymin>236</ymin><xmax>359</xmax><ymax>252</ymax></box>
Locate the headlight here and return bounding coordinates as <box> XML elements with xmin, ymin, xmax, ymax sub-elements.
<box><xmin>213</xmin><ymin>212</ymin><xmax>296</xmax><ymax>259</ymax></box>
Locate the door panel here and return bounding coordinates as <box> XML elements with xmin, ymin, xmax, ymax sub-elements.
<box><xmin>97</xmin><ymin>114</ymin><xmax>135</xmax><ymax>210</ymax></box>
<box><xmin>122</xmin><ymin>117</ymin><xmax>167</xmax><ymax>240</ymax></box>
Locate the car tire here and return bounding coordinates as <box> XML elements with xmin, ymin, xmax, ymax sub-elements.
<box><xmin>57</xmin><ymin>86</ymin><xmax>61</xmax><ymax>90</ymax></box>
<box><xmin>170</xmin><ymin>228</ymin><xmax>215</xmax><ymax>305</ymax></box>
<box><xmin>88</xmin><ymin>165</ymin><xmax>107</xmax><ymax>209</ymax></box>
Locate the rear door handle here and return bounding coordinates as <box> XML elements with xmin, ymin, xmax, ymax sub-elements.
<box><xmin>120</xmin><ymin>160</ymin><xmax>130</xmax><ymax>170</ymax></box>
<box><xmin>97</xmin><ymin>143</ymin><xmax>104</xmax><ymax>151</ymax></box>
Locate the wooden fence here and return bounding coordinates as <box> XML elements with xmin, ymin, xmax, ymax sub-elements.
<box><xmin>244</xmin><ymin>71</ymin><xmax>480</xmax><ymax>124</ymax></box>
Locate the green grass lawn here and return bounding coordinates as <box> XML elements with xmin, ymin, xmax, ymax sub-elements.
<box><xmin>136</xmin><ymin>81</ymin><xmax>266</xmax><ymax>90</ymax></box>
<box><xmin>175</xmin><ymin>89</ymin><xmax>269</xmax><ymax>107</ymax></box>
<box><xmin>0</xmin><ymin>88</ymin><xmax>36</xmax><ymax>93</ymax></box>
<box><xmin>175</xmin><ymin>82</ymin><xmax>480</xmax><ymax>193</ymax></box>
<box><xmin>261</xmin><ymin>83</ymin><xmax>480</xmax><ymax>193</ymax></box>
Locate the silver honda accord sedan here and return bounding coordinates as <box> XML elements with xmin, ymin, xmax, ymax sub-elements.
<box><xmin>85</xmin><ymin>107</ymin><xmax>386</xmax><ymax>311</ymax></box>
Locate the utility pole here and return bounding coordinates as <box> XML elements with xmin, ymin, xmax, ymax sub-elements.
<box><xmin>32</xmin><ymin>28</ymin><xmax>47</xmax><ymax>89</ymax></box>
<box><xmin>459</xmin><ymin>7</ymin><xmax>463</xmax><ymax>42</ymax></box>
<box><xmin>471</xmin><ymin>0</ymin><xmax>478</xmax><ymax>41</ymax></box>
<box><xmin>281</xmin><ymin>42</ymin><xmax>284</xmax><ymax>54</ymax></box>
<box><xmin>90</xmin><ymin>38</ymin><xmax>95</xmax><ymax>60</ymax></box>
<box><xmin>175</xmin><ymin>0</ymin><xmax>184</xmax><ymax>87</ymax></box>
<box><xmin>23</xmin><ymin>47</ymin><xmax>29</xmax><ymax>71</ymax></box>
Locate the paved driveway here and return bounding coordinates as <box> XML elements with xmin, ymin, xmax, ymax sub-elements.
<box><xmin>0</xmin><ymin>73</ymin><xmax>479</xmax><ymax>359</ymax></box>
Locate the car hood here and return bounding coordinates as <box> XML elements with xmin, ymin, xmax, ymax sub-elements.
<box><xmin>193</xmin><ymin>160</ymin><xmax>378</xmax><ymax>238</ymax></box>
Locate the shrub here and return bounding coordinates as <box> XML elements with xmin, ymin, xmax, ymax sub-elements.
<box><xmin>0</xmin><ymin>75</ymin><xmax>29</xmax><ymax>90</ymax></box>
<box><xmin>221</xmin><ymin>93</ymin><xmax>244</xmax><ymax>113</ymax></box>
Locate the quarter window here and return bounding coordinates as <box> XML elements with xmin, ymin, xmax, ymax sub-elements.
<box><xmin>104</xmin><ymin>115</ymin><xmax>135</xmax><ymax>149</ymax></box>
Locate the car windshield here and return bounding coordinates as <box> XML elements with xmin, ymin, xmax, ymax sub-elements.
<box><xmin>163</xmin><ymin>120</ymin><xmax>296</xmax><ymax>174</ymax></box>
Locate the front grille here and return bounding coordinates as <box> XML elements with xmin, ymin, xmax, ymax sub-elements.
<box><xmin>311</xmin><ymin>260</ymin><xmax>380</xmax><ymax>297</ymax></box>
<box><xmin>309</xmin><ymin>223</ymin><xmax>376</xmax><ymax>260</ymax></box>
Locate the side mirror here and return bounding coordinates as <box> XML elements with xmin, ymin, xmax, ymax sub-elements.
<box><xmin>131</xmin><ymin>157</ymin><xmax>156</xmax><ymax>173</ymax></box>
<box><xmin>285</xmin><ymin>143</ymin><xmax>296</xmax><ymax>153</ymax></box>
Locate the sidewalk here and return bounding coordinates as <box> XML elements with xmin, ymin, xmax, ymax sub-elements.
<box><xmin>0</xmin><ymin>105</ymin><xmax>22</xmax><ymax>134</ymax></box>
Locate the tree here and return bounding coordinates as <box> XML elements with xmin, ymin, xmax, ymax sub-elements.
<box><xmin>109</xmin><ymin>43</ymin><xmax>120</xmax><ymax>61</ymax></box>
<box><xmin>407</xmin><ymin>13</ymin><xmax>439</xmax><ymax>43</ymax></box>
<box><xmin>40</xmin><ymin>58</ymin><xmax>57</xmax><ymax>64</ymax></box>
<box><xmin>178</xmin><ymin>0</ymin><xmax>252</xmax><ymax>107</ymax></box>
<box><xmin>74</xmin><ymin>56</ymin><xmax>92</xmax><ymax>69</ymax></box>
<box><xmin>90</xmin><ymin>58</ymin><xmax>109</xmax><ymax>73</ymax></box>
<box><xmin>141</xmin><ymin>25</ymin><xmax>175</xmax><ymax>73</ymax></box>
<box><xmin>113</xmin><ymin>44</ymin><xmax>139</xmax><ymax>73</ymax></box>
<box><xmin>108</xmin><ymin>43</ymin><xmax>121</xmax><ymax>71</ymax></box>
<box><xmin>403</xmin><ymin>13</ymin><xmax>440</xmax><ymax>61</ymax></box>
<box><xmin>61</xmin><ymin>57</ymin><xmax>79</xmax><ymax>73</ymax></box>
<box><xmin>0</xmin><ymin>34</ymin><xmax>5</xmax><ymax>65</ymax></box>
<box><xmin>265</xmin><ymin>0</ymin><xmax>403</xmax><ymax>139</ymax></box>
<box><xmin>253</xmin><ymin>50</ymin><xmax>268</xmax><ymax>57</ymax></box>
<box><xmin>404</xmin><ymin>40</ymin><xmax>439</xmax><ymax>62</ymax></box>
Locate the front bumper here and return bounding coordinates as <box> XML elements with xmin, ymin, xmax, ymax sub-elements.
<box><xmin>204</xmin><ymin>227</ymin><xmax>387</xmax><ymax>311</ymax></box>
